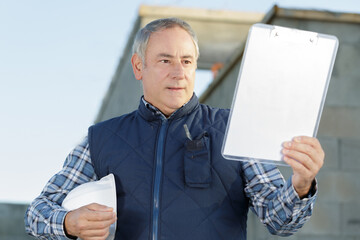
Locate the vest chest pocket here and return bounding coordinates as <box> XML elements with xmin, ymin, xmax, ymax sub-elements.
<box><xmin>184</xmin><ymin>133</ymin><xmax>211</xmax><ymax>188</ymax></box>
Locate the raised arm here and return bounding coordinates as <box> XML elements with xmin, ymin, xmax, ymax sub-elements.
<box><xmin>242</xmin><ymin>156</ymin><xmax>318</xmax><ymax>236</ymax></box>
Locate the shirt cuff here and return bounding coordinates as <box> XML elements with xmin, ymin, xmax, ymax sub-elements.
<box><xmin>50</xmin><ymin>208</ymin><xmax>74</xmax><ymax>240</ymax></box>
<box><xmin>284</xmin><ymin>177</ymin><xmax>317</xmax><ymax>213</ymax></box>
<box><xmin>291</xmin><ymin>177</ymin><xmax>318</xmax><ymax>201</ymax></box>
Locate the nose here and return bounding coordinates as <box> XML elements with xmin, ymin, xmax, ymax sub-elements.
<box><xmin>171</xmin><ymin>61</ymin><xmax>185</xmax><ymax>79</ymax></box>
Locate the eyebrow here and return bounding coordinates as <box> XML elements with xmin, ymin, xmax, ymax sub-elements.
<box><xmin>157</xmin><ymin>53</ymin><xmax>194</xmax><ymax>59</ymax></box>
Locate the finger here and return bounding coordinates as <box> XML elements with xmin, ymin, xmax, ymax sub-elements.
<box><xmin>82</xmin><ymin>216</ymin><xmax>117</xmax><ymax>230</ymax></box>
<box><xmin>295</xmin><ymin>137</ymin><xmax>325</xmax><ymax>167</ymax></box>
<box><xmin>293</xmin><ymin>136</ymin><xmax>320</xmax><ymax>147</ymax></box>
<box><xmin>85</xmin><ymin>210</ymin><xmax>116</xmax><ymax>222</ymax></box>
<box><xmin>300</xmin><ymin>137</ymin><xmax>323</xmax><ymax>165</ymax></box>
<box><xmin>86</xmin><ymin>203</ymin><xmax>114</xmax><ymax>212</ymax></box>
<box><xmin>80</xmin><ymin>227</ymin><xmax>111</xmax><ymax>239</ymax></box>
<box><xmin>283</xmin><ymin>156</ymin><xmax>309</xmax><ymax>176</ymax></box>
<box><xmin>282</xmin><ymin>148</ymin><xmax>313</xmax><ymax>170</ymax></box>
<box><xmin>283</xmin><ymin>141</ymin><xmax>317</xmax><ymax>163</ymax></box>
<box><xmin>283</xmin><ymin>138</ymin><xmax>324</xmax><ymax>167</ymax></box>
<box><xmin>283</xmin><ymin>140</ymin><xmax>317</xmax><ymax>157</ymax></box>
<box><xmin>293</xmin><ymin>136</ymin><xmax>324</xmax><ymax>156</ymax></box>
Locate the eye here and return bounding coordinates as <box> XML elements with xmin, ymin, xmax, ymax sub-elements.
<box><xmin>160</xmin><ymin>59</ymin><xmax>170</xmax><ymax>63</ymax></box>
<box><xmin>184</xmin><ymin>60</ymin><xmax>192</xmax><ymax>64</ymax></box>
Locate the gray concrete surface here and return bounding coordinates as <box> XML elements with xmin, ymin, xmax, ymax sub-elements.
<box><xmin>0</xmin><ymin>203</ymin><xmax>34</xmax><ymax>240</ymax></box>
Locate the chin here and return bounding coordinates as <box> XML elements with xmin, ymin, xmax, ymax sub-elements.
<box><xmin>165</xmin><ymin>94</ymin><xmax>191</xmax><ymax>108</ymax></box>
<box><xmin>164</xmin><ymin>101</ymin><xmax>183</xmax><ymax>112</ymax></box>
<box><xmin>169</xmin><ymin>103</ymin><xmax>183</xmax><ymax>110</ymax></box>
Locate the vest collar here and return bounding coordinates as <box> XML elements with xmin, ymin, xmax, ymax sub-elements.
<box><xmin>138</xmin><ymin>94</ymin><xmax>199</xmax><ymax>122</ymax></box>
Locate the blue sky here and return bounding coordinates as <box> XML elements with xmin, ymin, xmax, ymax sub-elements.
<box><xmin>1</xmin><ymin>0</ymin><xmax>359</xmax><ymax>203</ymax></box>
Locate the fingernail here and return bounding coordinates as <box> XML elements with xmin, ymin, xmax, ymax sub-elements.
<box><xmin>295</xmin><ymin>136</ymin><xmax>302</xmax><ymax>142</ymax></box>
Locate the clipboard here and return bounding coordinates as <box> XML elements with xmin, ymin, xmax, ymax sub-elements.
<box><xmin>222</xmin><ymin>23</ymin><xmax>338</xmax><ymax>165</ymax></box>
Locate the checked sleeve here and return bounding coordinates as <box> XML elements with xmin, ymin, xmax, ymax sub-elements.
<box><xmin>242</xmin><ymin>160</ymin><xmax>317</xmax><ymax>236</ymax></box>
<box><xmin>24</xmin><ymin>137</ymin><xmax>97</xmax><ymax>239</ymax></box>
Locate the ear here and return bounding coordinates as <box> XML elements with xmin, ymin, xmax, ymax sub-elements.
<box><xmin>131</xmin><ymin>53</ymin><xmax>143</xmax><ymax>80</ymax></box>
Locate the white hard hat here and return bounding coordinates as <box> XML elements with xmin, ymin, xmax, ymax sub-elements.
<box><xmin>62</xmin><ymin>174</ymin><xmax>117</xmax><ymax>240</ymax></box>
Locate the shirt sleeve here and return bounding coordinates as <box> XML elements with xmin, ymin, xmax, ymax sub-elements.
<box><xmin>242</xmin><ymin>160</ymin><xmax>317</xmax><ymax>236</ymax></box>
<box><xmin>24</xmin><ymin>137</ymin><xmax>97</xmax><ymax>239</ymax></box>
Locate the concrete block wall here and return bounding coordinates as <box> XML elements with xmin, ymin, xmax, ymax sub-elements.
<box><xmin>307</xmin><ymin>17</ymin><xmax>360</xmax><ymax>240</ymax></box>
<box><xmin>202</xmin><ymin>16</ymin><xmax>360</xmax><ymax>240</ymax></box>
<box><xmin>0</xmin><ymin>203</ymin><xmax>34</xmax><ymax>240</ymax></box>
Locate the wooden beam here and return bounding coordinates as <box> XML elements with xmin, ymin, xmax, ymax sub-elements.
<box><xmin>138</xmin><ymin>5</ymin><xmax>264</xmax><ymax>23</ymax></box>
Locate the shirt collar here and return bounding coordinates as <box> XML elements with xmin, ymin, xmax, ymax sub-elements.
<box><xmin>138</xmin><ymin>94</ymin><xmax>199</xmax><ymax>121</ymax></box>
<box><xmin>141</xmin><ymin>97</ymin><xmax>192</xmax><ymax>119</ymax></box>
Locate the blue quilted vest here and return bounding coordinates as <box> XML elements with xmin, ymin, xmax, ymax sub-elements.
<box><xmin>88</xmin><ymin>95</ymin><xmax>249</xmax><ymax>240</ymax></box>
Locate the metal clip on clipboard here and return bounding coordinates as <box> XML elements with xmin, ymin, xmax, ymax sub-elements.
<box><xmin>270</xmin><ymin>26</ymin><xmax>319</xmax><ymax>45</ymax></box>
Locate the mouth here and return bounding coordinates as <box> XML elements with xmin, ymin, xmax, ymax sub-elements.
<box><xmin>167</xmin><ymin>87</ymin><xmax>184</xmax><ymax>91</ymax></box>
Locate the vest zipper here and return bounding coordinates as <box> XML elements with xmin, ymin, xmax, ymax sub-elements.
<box><xmin>152</xmin><ymin>118</ymin><xmax>167</xmax><ymax>240</ymax></box>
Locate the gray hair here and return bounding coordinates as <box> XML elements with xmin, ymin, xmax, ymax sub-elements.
<box><xmin>132</xmin><ymin>17</ymin><xmax>200</xmax><ymax>63</ymax></box>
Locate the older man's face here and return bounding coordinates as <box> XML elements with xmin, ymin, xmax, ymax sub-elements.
<box><xmin>131</xmin><ymin>26</ymin><xmax>197</xmax><ymax>116</ymax></box>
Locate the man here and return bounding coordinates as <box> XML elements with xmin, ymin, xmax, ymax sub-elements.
<box><xmin>25</xmin><ymin>18</ymin><xmax>324</xmax><ymax>240</ymax></box>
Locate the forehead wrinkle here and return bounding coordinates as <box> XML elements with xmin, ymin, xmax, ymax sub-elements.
<box><xmin>181</xmin><ymin>55</ymin><xmax>194</xmax><ymax>59</ymax></box>
<box><xmin>157</xmin><ymin>53</ymin><xmax>174</xmax><ymax>58</ymax></box>
<box><xmin>156</xmin><ymin>53</ymin><xmax>195</xmax><ymax>59</ymax></box>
